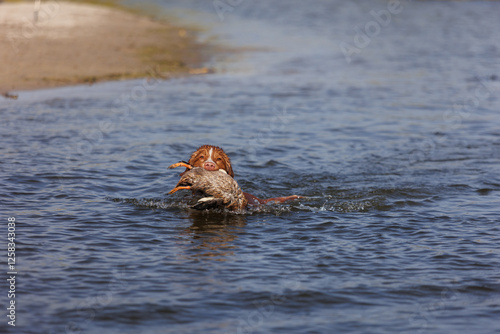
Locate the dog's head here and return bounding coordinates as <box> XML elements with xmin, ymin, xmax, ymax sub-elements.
<box><xmin>188</xmin><ymin>145</ymin><xmax>234</xmax><ymax>178</ymax></box>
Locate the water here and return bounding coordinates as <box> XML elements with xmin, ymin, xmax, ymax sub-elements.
<box><xmin>2</xmin><ymin>0</ymin><xmax>500</xmax><ymax>333</ymax></box>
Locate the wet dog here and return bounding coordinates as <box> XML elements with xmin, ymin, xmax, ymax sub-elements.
<box><xmin>169</xmin><ymin>145</ymin><xmax>301</xmax><ymax>210</ymax></box>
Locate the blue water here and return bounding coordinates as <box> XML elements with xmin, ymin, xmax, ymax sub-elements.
<box><xmin>1</xmin><ymin>0</ymin><xmax>500</xmax><ymax>333</ymax></box>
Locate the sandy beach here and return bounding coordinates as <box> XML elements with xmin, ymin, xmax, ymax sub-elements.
<box><xmin>0</xmin><ymin>1</ymin><xmax>210</xmax><ymax>95</ymax></box>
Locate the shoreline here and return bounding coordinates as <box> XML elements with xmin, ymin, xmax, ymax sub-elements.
<box><xmin>0</xmin><ymin>1</ymin><xmax>213</xmax><ymax>97</ymax></box>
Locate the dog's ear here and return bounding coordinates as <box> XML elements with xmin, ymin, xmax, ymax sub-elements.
<box><xmin>226</xmin><ymin>162</ymin><xmax>234</xmax><ymax>178</ymax></box>
<box><xmin>220</xmin><ymin>149</ymin><xmax>234</xmax><ymax>177</ymax></box>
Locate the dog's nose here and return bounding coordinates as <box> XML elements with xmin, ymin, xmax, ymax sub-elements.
<box><xmin>204</xmin><ymin>161</ymin><xmax>217</xmax><ymax>171</ymax></box>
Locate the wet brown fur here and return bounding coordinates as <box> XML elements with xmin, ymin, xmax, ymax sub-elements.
<box><xmin>188</xmin><ymin>145</ymin><xmax>234</xmax><ymax>177</ymax></box>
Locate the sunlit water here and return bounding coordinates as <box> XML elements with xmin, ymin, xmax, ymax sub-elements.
<box><xmin>1</xmin><ymin>0</ymin><xmax>500</xmax><ymax>333</ymax></box>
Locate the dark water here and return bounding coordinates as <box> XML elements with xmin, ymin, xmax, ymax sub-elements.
<box><xmin>2</xmin><ymin>0</ymin><xmax>500</xmax><ymax>333</ymax></box>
